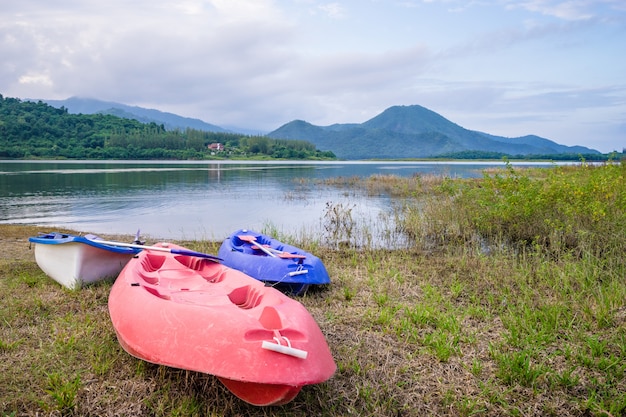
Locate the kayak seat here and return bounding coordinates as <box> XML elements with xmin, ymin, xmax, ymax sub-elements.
<box><xmin>173</xmin><ymin>255</ymin><xmax>223</xmax><ymax>282</ymax></box>
<box><xmin>141</xmin><ymin>253</ymin><xmax>166</xmax><ymax>272</ymax></box>
<box><xmin>206</xmin><ymin>269</ymin><xmax>228</xmax><ymax>283</ymax></box>
<box><xmin>137</xmin><ymin>256</ymin><xmax>162</xmax><ymax>285</ymax></box>
<box><xmin>228</xmin><ymin>285</ymin><xmax>263</xmax><ymax>309</ymax></box>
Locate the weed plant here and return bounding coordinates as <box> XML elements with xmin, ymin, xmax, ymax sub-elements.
<box><xmin>1</xmin><ymin>161</ymin><xmax>624</xmax><ymax>416</ymax></box>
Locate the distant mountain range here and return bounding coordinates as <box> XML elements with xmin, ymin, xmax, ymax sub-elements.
<box><xmin>41</xmin><ymin>97</ymin><xmax>231</xmax><ymax>133</ymax></box>
<box><xmin>267</xmin><ymin>105</ymin><xmax>599</xmax><ymax>159</ymax></box>
<box><xmin>39</xmin><ymin>97</ymin><xmax>598</xmax><ymax>159</ymax></box>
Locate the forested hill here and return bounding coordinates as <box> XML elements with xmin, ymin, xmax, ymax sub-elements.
<box><xmin>0</xmin><ymin>96</ymin><xmax>335</xmax><ymax>160</ymax></box>
<box><xmin>268</xmin><ymin>105</ymin><xmax>601</xmax><ymax>159</ymax></box>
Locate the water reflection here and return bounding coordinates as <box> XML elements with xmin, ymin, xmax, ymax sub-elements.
<box><xmin>1</xmin><ymin>160</ymin><xmax>570</xmax><ymax>243</ymax></box>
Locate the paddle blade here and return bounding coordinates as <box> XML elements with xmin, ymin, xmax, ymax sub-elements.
<box><xmin>279</xmin><ymin>254</ymin><xmax>306</xmax><ymax>259</ymax></box>
<box><xmin>236</xmin><ymin>235</ymin><xmax>276</xmax><ymax>257</ymax></box>
<box><xmin>241</xmin><ymin>234</ymin><xmax>307</xmax><ymax>259</ymax></box>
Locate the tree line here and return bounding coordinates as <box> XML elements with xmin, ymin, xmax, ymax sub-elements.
<box><xmin>0</xmin><ymin>95</ymin><xmax>336</xmax><ymax>160</ymax></box>
<box><xmin>435</xmin><ymin>150</ymin><xmax>623</xmax><ymax>162</ymax></box>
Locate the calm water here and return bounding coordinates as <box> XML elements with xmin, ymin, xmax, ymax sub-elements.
<box><xmin>0</xmin><ymin>160</ymin><xmax>563</xmax><ymax>242</ymax></box>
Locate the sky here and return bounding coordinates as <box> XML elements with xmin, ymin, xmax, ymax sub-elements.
<box><xmin>1</xmin><ymin>0</ymin><xmax>625</xmax><ymax>153</ymax></box>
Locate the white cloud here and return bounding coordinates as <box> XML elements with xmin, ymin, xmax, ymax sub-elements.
<box><xmin>0</xmin><ymin>0</ymin><xmax>624</xmax><ymax>151</ymax></box>
<box><xmin>318</xmin><ymin>3</ymin><xmax>346</xmax><ymax>18</ymax></box>
<box><xmin>505</xmin><ymin>0</ymin><xmax>625</xmax><ymax>21</ymax></box>
<box><xmin>18</xmin><ymin>73</ymin><xmax>53</xmax><ymax>86</ymax></box>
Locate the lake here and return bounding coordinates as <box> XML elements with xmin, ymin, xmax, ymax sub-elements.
<box><xmin>1</xmin><ymin>160</ymin><xmax>565</xmax><ymax>244</ymax></box>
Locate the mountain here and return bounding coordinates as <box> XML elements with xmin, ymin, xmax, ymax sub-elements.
<box><xmin>33</xmin><ymin>99</ymin><xmax>599</xmax><ymax>159</ymax></box>
<box><xmin>40</xmin><ymin>97</ymin><xmax>229</xmax><ymax>133</ymax></box>
<box><xmin>268</xmin><ymin>105</ymin><xmax>599</xmax><ymax>159</ymax></box>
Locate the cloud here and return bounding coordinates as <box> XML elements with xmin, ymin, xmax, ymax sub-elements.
<box><xmin>318</xmin><ymin>3</ymin><xmax>346</xmax><ymax>18</ymax></box>
<box><xmin>503</xmin><ymin>85</ymin><xmax>626</xmax><ymax>111</ymax></box>
<box><xmin>1</xmin><ymin>1</ymin><xmax>296</xmax><ymax>100</ymax></box>
<box><xmin>18</xmin><ymin>73</ymin><xmax>53</xmax><ymax>87</ymax></box>
<box><xmin>505</xmin><ymin>0</ymin><xmax>626</xmax><ymax>21</ymax></box>
<box><xmin>1</xmin><ymin>0</ymin><xmax>624</xmax><ymax>152</ymax></box>
<box><xmin>299</xmin><ymin>44</ymin><xmax>431</xmax><ymax>92</ymax></box>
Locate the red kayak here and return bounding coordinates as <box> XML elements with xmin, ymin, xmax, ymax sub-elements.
<box><xmin>108</xmin><ymin>243</ymin><xmax>336</xmax><ymax>406</ymax></box>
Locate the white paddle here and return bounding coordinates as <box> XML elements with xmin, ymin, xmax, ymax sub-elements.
<box><xmin>87</xmin><ymin>238</ymin><xmax>222</xmax><ymax>262</ymax></box>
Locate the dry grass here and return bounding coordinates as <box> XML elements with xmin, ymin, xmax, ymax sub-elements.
<box><xmin>1</xmin><ymin>229</ymin><xmax>623</xmax><ymax>417</ymax></box>
<box><xmin>2</xmin><ymin>230</ymin><xmax>512</xmax><ymax>417</ymax></box>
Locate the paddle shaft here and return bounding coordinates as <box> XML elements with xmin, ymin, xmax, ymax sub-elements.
<box><xmin>253</xmin><ymin>245</ymin><xmax>306</xmax><ymax>259</ymax></box>
<box><xmin>89</xmin><ymin>239</ymin><xmax>221</xmax><ymax>261</ymax></box>
<box><xmin>237</xmin><ymin>235</ymin><xmax>277</xmax><ymax>257</ymax></box>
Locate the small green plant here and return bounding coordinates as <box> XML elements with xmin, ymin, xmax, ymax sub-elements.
<box><xmin>405</xmin><ymin>303</ymin><xmax>437</xmax><ymax>327</ymax></box>
<box><xmin>375</xmin><ymin>304</ymin><xmax>400</xmax><ymax>330</ymax></box>
<box><xmin>470</xmin><ymin>358</ymin><xmax>483</xmax><ymax>377</ymax></box>
<box><xmin>374</xmin><ymin>292</ymin><xmax>389</xmax><ymax>307</ymax></box>
<box><xmin>343</xmin><ymin>286</ymin><xmax>355</xmax><ymax>301</ymax></box>
<box><xmin>557</xmin><ymin>367</ymin><xmax>581</xmax><ymax>389</ymax></box>
<box><xmin>423</xmin><ymin>329</ymin><xmax>457</xmax><ymax>362</ymax></box>
<box><xmin>455</xmin><ymin>395</ymin><xmax>488</xmax><ymax>416</ymax></box>
<box><xmin>494</xmin><ymin>350</ymin><xmax>548</xmax><ymax>388</ymax></box>
<box><xmin>0</xmin><ymin>339</ymin><xmax>20</xmax><ymax>352</ymax></box>
<box><xmin>44</xmin><ymin>372</ymin><xmax>81</xmax><ymax>415</ymax></box>
<box><xmin>587</xmin><ymin>335</ymin><xmax>608</xmax><ymax>357</ymax></box>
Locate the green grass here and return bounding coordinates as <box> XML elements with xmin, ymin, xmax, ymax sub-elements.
<box><xmin>1</xmin><ymin>161</ymin><xmax>625</xmax><ymax>416</ymax></box>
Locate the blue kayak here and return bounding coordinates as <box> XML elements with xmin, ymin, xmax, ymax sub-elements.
<box><xmin>218</xmin><ymin>229</ymin><xmax>331</xmax><ymax>295</ymax></box>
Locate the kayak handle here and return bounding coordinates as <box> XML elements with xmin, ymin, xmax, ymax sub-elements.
<box><xmin>288</xmin><ymin>269</ymin><xmax>309</xmax><ymax>277</ymax></box>
<box><xmin>261</xmin><ymin>337</ymin><xmax>308</xmax><ymax>359</ymax></box>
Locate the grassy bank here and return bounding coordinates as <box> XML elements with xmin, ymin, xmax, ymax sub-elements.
<box><xmin>1</xmin><ymin>161</ymin><xmax>624</xmax><ymax>416</ymax></box>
